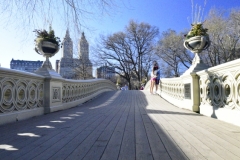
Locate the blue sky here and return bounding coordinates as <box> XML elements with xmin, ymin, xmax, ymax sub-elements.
<box><xmin>0</xmin><ymin>0</ymin><xmax>239</xmax><ymax>74</ymax></box>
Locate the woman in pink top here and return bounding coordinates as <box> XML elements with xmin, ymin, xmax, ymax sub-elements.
<box><xmin>150</xmin><ymin>61</ymin><xmax>158</xmax><ymax>94</ymax></box>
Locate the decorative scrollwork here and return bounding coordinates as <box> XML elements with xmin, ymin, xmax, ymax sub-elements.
<box><xmin>52</xmin><ymin>87</ymin><xmax>61</xmax><ymax>102</ymax></box>
<box><xmin>212</xmin><ymin>77</ymin><xmax>222</xmax><ymax>107</ymax></box>
<box><xmin>222</xmin><ymin>73</ymin><xmax>235</xmax><ymax>109</ymax></box>
<box><xmin>159</xmin><ymin>78</ymin><xmax>184</xmax><ymax>100</ymax></box>
<box><xmin>15</xmin><ymin>80</ymin><xmax>28</xmax><ymax>110</ymax></box>
<box><xmin>0</xmin><ymin>78</ymin><xmax>15</xmax><ymax>112</ymax></box>
<box><xmin>0</xmin><ymin>77</ymin><xmax>44</xmax><ymax>113</ymax></box>
<box><xmin>206</xmin><ymin>81</ymin><xmax>211</xmax><ymax>104</ymax></box>
<box><xmin>234</xmin><ymin>72</ymin><xmax>240</xmax><ymax>110</ymax></box>
<box><xmin>37</xmin><ymin>83</ymin><xmax>44</xmax><ymax>107</ymax></box>
<box><xmin>27</xmin><ymin>81</ymin><xmax>38</xmax><ymax>109</ymax></box>
<box><xmin>62</xmin><ymin>80</ymin><xmax>117</xmax><ymax>103</ymax></box>
<box><xmin>199</xmin><ymin>71</ymin><xmax>240</xmax><ymax>110</ymax></box>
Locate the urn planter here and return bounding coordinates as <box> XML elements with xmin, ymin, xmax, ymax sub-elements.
<box><xmin>183</xmin><ymin>35</ymin><xmax>210</xmax><ymax>54</ymax></box>
<box><xmin>35</xmin><ymin>40</ymin><xmax>60</xmax><ymax>69</ymax></box>
<box><xmin>34</xmin><ymin>27</ymin><xmax>62</xmax><ymax>78</ymax></box>
<box><xmin>35</xmin><ymin>40</ymin><xmax>60</xmax><ymax>57</ymax></box>
<box><xmin>182</xmin><ymin>36</ymin><xmax>210</xmax><ymax>75</ymax></box>
<box><xmin>33</xmin><ymin>27</ymin><xmax>61</xmax><ymax>70</ymax></box>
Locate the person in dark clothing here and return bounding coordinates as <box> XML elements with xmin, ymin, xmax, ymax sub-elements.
<box><xmin>154</xmin><ymin>69</ymin><xmax>160</xmax><ymax>94</ymax></box>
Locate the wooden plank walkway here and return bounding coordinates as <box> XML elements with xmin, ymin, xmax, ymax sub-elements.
<box><xmin>0</xmin><ymin>90</ymin><xmax>240</xmax><ymax>160</ymax></box>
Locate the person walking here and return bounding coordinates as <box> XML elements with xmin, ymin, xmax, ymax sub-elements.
<box><xmin>124</xmin><ymin>84</ymin><xmax>128</xmax><ymax>90</ymax></box>
<box><xmin>121</xmin><ymin>84</ymin><xmax>128</xmax><ymax>91</ymax></box>
<box><xmin>150</xmin><ymin>61</ymin><xmax>158</xmax><ymax>94</ymax></box>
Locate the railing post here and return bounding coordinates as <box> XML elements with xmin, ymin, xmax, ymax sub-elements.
<box><xmin>43</xmin><ymin>78</ymin><xmax>51</xmax><ymax>113</ymax></box>
<box><xmin>181</xmin><ymin>72</ymin><xmax>200</xmax><ymax>112</ymax></box>
<box><xmin>190</xmin><ymin>73</ymin><xmax>200</xmax><ymax>112</ymax></box>
<box><xmin>35</xmin><ymin>68</ymin><xmax>63</xmax><ymax>113</ymax></box>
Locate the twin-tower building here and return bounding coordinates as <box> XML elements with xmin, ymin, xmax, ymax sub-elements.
<box><xmin>56</xmin><ymin>30</ymin><xmax>93</xmax><ymax>79</ymax></box>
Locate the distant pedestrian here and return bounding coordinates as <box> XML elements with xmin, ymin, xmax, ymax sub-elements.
<box><xmin>150</xmin><ymin>61</ymin><xmax>158</xmax><ymax>94</ymax></box>
<box><xmin>121</xmin><ymin>84</ymin><xmax>128</xmax><ymax>91</ymax></box>
<box><xmin>124</xmin><ymin>84</ymin><xmax>128</xmax><ymax>90</ymax></box>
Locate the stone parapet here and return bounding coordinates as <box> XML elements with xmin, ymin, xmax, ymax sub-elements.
<box><xmin>0</xmin><ymin>67</ymin><xmax>117</xmax><ymax>125</ymax></box>
<box><xmin>157</xmin><ymin>58</ymin><xmax>240</xmax><ymax>126</ymax></box>
<box><xmin>197</xmin><ymin>58</ymin><xmax>240</xmax><ymax>126</ymax></box>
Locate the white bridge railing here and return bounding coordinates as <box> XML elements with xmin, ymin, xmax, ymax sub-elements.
<box><xmin>0</xmin><ymin>67</ymin><xmax>117</xmax><ymax>125</ymax></box>
<box><xmin>0</xmin><ymin>68</ymin><xmax>44</xmax><ymax>114</ymax></box>
<box><xmin>159</xmin><ymin>77</ymin><xmax>184</xmax><ymax>101</ymax></box>
<box><xmin>157</xmin><ymin>58</ymin><xmax>240</xmax><ymax>127</ymax></box>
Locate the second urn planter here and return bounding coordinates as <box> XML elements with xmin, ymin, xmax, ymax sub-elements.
<box><xmin>34</xmin><ymin>26</ymin><xmax>61</xmax><ymax>69</ymax></box>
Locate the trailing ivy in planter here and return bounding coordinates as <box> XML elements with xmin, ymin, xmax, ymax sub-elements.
<box><xmin>34</xmin><ymin>26</ymin><xmax>61</xmax><ymax>56</ymax></box>
<box><xmin>33</xmin><ymin>26</ymin><xmax>61</xmax><ymax>69</ymax></box>
<box><xmin>184</xmin><ymin>23</ymin><xmax>210</xmax><ymax>53</ymax></box>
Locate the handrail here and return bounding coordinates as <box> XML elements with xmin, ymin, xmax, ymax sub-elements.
<box><xmin>0</xmin><ymin>67</ymin><xmax>117</xmax><ymax>125</ymax></box>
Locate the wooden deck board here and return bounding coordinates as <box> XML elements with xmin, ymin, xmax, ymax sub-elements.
<box><xmin>65</xmin><ymin>92</ymin><xmax>126</xmax><ymax>160</ymax></box>
<box><xmin>138</xmin><ymin>93</ymin><xmax>171</xmax><ymax>160</ymax></box>
<box><xmin>118</xmin><ymin>97</ymin><xmax>136</xmax><ymax>160</ymax></box>
<box><xmin>134</xmin><ymin>93</ymin><xmax>153</xmax><ymax>160</ymax></box>
<box><xmin>83</xmin><ymin>93</ymin><xmax>130</xmax><ymax>160</ymax></box>
<box><xmin>175</xmin><ymin>113</ymin><xmax>240</xmax><ymax>159</ymax></box>
<box><xmin>99</xmin><ymin>93</ymin><xmax>131</xmax><ymax>160</ymax></box>
<box><xmin>1</xmin><ymin>91</ymin><xmax>240</xmax><ymax>160</ymax></box>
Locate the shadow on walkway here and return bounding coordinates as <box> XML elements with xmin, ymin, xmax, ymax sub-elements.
<box><xmin>1</xmin><ymin>90</ymin><xmax>239</xmax><ymax>159</ymax></box>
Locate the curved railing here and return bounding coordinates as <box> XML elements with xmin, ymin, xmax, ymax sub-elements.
<box><xmin>155</xmin><ymin>58</ymin><xmax>240</xmax><ymax>126</ymax></box>
<box><xmin>0</xmin><ymin>67</ymin><xmax>117</xmax><ymax>125</ymax></box>
<box><xmin>62</xmin><ymin>79</ymin><xmax>117</xmax><ymax>103</ymax></box>
<box><xmin>159</xmin><ymin>77</ymin><xmax>184</xmax><ymax>100</ymax></box>
<box><xmin>155</xmin><ymin>77</ymin><xmax>187</xmax><ymax>110</ymax></box>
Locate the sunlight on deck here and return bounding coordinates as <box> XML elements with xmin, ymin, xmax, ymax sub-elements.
<box><xmin>68</xmin><ymin>114</ymin><xmax>80</xmax><ymax>117</ymax></box>
<box><xmin>50</xmin><ymin>120</ymin><xmax>66</xmax><ymax>123</ymax></box>
<box><xmin>36</xmin><ymin>125</ymin><xmax>55</xmax><ymax>129</ymax></box>
<box><xmin>0</xmin><ymin>144</ymin><xmax>18</xmax><ymax>151</ymax></box>
<box><xmin>17</xmin><ymin>133</ymin><xmax>40</xmax><ymax>137</ymax></box>
<box><xmin>60</xmin><ymin>117</ymin><xmax>74</xmax><ymax>119</ymax></box>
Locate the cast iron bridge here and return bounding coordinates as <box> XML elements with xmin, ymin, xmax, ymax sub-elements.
<box><xmin>0</xmin><ymin>91</ymin><xmax>240</xmax><ymax>160</ymax></box>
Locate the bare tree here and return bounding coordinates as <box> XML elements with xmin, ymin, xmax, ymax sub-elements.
<box><xmin>202</xmin><ymin>8</ymin><xmax>240</xmax><ymax>66</ymax></box>
<box><xmin>94</xmin><ymin>32</ymin><xmax>134</xmax><ymax>89</ymax></box>
<box><xmin>155</xmin><ymin>29</ymin><xmax>192</xmax><ymax>77</ymax></box>
<box><xmin>141</xmin><ymin>53</ymin><xmax>154</xmax><ymax>80</ymax></box>
<box><xmin>74</xmin><ymin>58</ymin><xmax>93</xmax><ymax>80</ymax></box>
<box><xmin>0</xmin><ymin>0</ymin><xmax>117</xmax><ymax>34</ymax></box>
<box><xmin>93</xmin><ymin>21</ymin><xmax>159</xmax><ymax>89</ymax></box>
<box><xmin>126</xmin><ymin>20</ymin><xmax>159</xmax><ymax>84</ymax></box>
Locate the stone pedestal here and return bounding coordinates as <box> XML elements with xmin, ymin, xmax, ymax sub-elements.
<box><xmin>182</xmin><ymin>53</ymin><xmax>209</xmax><ymax>76</ymax></box>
